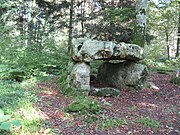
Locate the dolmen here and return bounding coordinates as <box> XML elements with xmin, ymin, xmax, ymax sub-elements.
<box><xmin>68</xmin><ymin>39</ymin><xmax>148</xmax><ymax>95</ymax></box>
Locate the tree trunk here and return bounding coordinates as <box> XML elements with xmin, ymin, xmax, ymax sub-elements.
<box><xmin>81</xmin><ymin>1</ymin><xmax>85</xmax><ymax>36</ymax></box>
<box><xmin>68</xmin><ymin>0</ymin><xmax>74</xmax><ymax>55</ymax></box>
<box><xmin>165</xmin><ymin>29</ymin><xmax>170</xmax><ymax>59</ymax></box>
<box><xmin>134</xmin><ymin>0</ymin><xmax>148</xmax><ymax>47</ymax></box>
<box><xmin>176</xmin><ymin>2</ymin><xmax>180</xmax><ymax>57</ymax></box>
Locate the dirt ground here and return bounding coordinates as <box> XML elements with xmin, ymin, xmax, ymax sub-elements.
<box><xmin>36</xmin><ymin>73</ymin><xmax>180</xmax><ymax>135</ymax></box>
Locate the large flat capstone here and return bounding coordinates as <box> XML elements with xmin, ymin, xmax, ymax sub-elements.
<box><xmin>72</xmin><ymin>39</ymin><xmax>144</xmax><ymax>62</ymax></box>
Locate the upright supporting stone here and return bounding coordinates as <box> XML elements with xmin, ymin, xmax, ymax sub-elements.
<box><xmin>71</xmin><ymin>62</ymin><xmax>90</xmax><ymax>90</ymax></box>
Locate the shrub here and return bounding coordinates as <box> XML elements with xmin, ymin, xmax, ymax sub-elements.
<box><xmin>0</xmin><ymin>109</ymin><xmax>21</xmax><ymax>132</ymax></box>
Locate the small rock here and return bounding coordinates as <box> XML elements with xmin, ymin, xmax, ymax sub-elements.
<box><xmin>176</xmin><ymin>69</ymin><xmax>180</xmax><ymax>77</ymax></box>
<box><xmin>147</xmin><ymin>81</ymin><xmax>160</xmax><ymax>90</ymax></box>
<box><xmin>168</xmin><ymin>127</ymin><xmax>174</xmax><ymax>130</ymax></box>
<box><xmin>169</xmin><ymin>130</ymin><xmax>179</xmax><ymax>135</ymax></box>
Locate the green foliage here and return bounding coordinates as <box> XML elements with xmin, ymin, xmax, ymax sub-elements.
<box><xmin>156</xmin><ymin>66</ymin><xmax>174</xmax><ymax>74</ymax></box>
<box><xmin>132</xmin><ymin>31</ymin><xmax>145</xmax><ymax>47</ymax></box>
<box><xmin>0</xmin><ymin>64</ymin><xmax>25</xmax><ymax>81</ymax></box>
<box><xmin>104</xmin><ymin>8</ymin><xmax>135</xmax><ymax>23</ymax></box>
<box><xmin>90</xmin><ymin>60</ymin><xmax>103</xmax><ymax>74</ymax></box>
<box><xmin>0</xmin><ymin>80</ymin><xmax>48</xmax><ymax>134</ymax></box>
<box><xmin>165</xmin><ymin>58</ymin><xmax>180</xmax><ymax>67</ymax></box>
<box><xmin>170</xmin><ymin>77</ymin><xmax>180</xmax><ymax>86</ymax></box>
<box><xmin>0</xmin><ymin>31</ymin><xmax>69</xmax><ymax>81</ymax></box>
<box><xmin>146</xmin><ymin>0</ymin><xmax>179</xmax><ymax>59</ymax></box>
<box><xmin>0</xmin><ymin>109</ymin><xmax>21</xmax><ymax>132</ymax></box>
<box><xmin>103</xmin><ymin>100</ymin><xmax>112</xmax><ymax>107</ymax></box>
<box><xmin>99</xmin><ymin>116</ymin><xmax>127</xmax><ymax>130</ymax></box>
<box><xmin>57</xmin><ymin>61</ymin><xmax>77</xmax><ymax>95</ymax></box>
<box><xmin>144</xmin><ymin>43</ymin><xmax>166</xmax><ymax>62</ymax></box>
<box><xmin>138</xmin><ymin>117</ymin><xmax>161</xmax><ymax>128</ymax></box>
<box><xmin>65</xmin><ymin>97</ymin><xmax>102</xmax><ymax>114</ymax></box>
<box><xmin>143</xmin><ymin>44</ymin><xmax>179</xmax><ymax>72</ymax></box>
<box><xmin>143</xmin><ymin>57</ymin><xmax>179</xmax><ymax>73</ymax></box>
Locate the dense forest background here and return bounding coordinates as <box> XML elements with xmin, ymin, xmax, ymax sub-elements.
<box><xmin>0</xmin><ymin>0</ymin><xmax>179</xmax><ymax>78</ymax></box>
<box><xmin>0</xmin><ymin>0</ymin><xmax>179</xmax><ymax>134</ymax></box>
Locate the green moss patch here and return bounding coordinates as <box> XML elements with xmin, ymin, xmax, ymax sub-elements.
<box><xmin>65</xmin><ymin>98</ymin><xmax>102</xmax><ymax>114</ymax></box>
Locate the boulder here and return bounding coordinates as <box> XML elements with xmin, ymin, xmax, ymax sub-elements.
<box><xmin>70</xmin><ymin>62</ymin><xmax>90</xmax><ymax>90</ymax></box>
<box><xmin>72</xmin><ymin>39</ymin><xmax>144</xmax><ymax>62</ymax></box>
<box><xmin>89</xmin><ymin>87</ymin><xmax>121</xmax><ymax>97</ymax></box>
<box><xmin>97</xmin><ymin>61</ymin><xmax>148</xmax><ymax>90</ymax></box>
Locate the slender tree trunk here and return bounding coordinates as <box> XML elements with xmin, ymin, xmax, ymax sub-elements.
<box><xmin>176</xmin><ymin>4</ymin><xmax>180</xmax><ymax>57</ymax></box>
<box><xmin>176</xmin><ymin>28</ymin><xmax>180</xmax><ymax>57</ymax></box>
<box><xmin>134</xmin><ymin>0</ymin><xmax>148</xmax><ymax>47</ymax></box>
<box><xmin>81</xmin><ymin>1</ymin><xmax>85</xmax><ymax>36</ymax></box>
<box><xmin>68</xmin><ymin>0</ymin><xmax>74</xmax><ymax>55</ymax></box>
<box><xmin>165</xmin><ymin>29</ymin><xmax>170</xmax><ymax>59</ymax></box>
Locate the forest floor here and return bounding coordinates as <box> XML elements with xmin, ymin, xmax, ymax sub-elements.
<box><xmin>35</xmin><ymin>73</ymin><xmax>180</xmax><ymax>135</ymax></box>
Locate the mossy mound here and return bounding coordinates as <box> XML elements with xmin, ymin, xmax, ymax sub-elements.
<box><xmin>65</xmin><ymin>98</ymin><xmax>102</xmax><ymax>114</ymax></box>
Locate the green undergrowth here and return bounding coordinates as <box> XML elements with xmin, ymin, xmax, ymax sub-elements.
<box><xmin>0</xmin><ymin>79</ymin><xmax>53</xmax><ymax>135</ymax></box>
<box><xmin>98</xmin><ymin>116</ymin><xmax>127</xmax><ymax>130</ymax></box>
<box><xmin>0</xmin><ymin>109</ymin><xmax>21</xmax><ymax>132</ymax></box>
<box><xmin>138</xmin><ymin>117</ymin><xmax>161</xmax><ymax>128</ymax></box>
<box><xmin>170</xmin><ymin>77</ymin><xmax>180</xmax><ymax>86</ymax></box>
<box><xmin>65</xmin><ymin>97</ymin><xmax>102</xmax><ymax>114</ymax></box>
<box><xmin>65</xmin><ymin>96</ymin><xmax>128</xmax><ymax>130</ymax></box>
<box><xmin>156</xmin><ymin>66</ymin><xmax>174</xmax><ymax>74</ymax></box>
<box><xmin>143</xmin><ymin>58</ymin><xmax>179</xmax><ymax>74</ymax></box>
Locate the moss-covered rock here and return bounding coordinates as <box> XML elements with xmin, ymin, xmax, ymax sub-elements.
<box><xmin>65</xmin><ymin>98</ymin><xmax>102</xmax><ymax>114</ymax></box>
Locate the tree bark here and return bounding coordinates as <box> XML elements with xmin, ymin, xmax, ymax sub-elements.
<box><xmin>176</xmin><ymin>2</ymin><xmax>180</xmax><ymax>57</ymax></box>
<box><xmin>68</xmin><ymin>0</ymin><xmax>74</xmax><ymax>55</ymax></box>
<box><xmin>134</xmin><ymin>0</ymin><xmax>148</xmax><ymax>47</ymax></box>
<box><xmin>81</xmin><ymin>1</ymin><xmax>85</xmax><ymax>36</ymax></box>
<box><xmin>166</xmin><ymin>30</ymin><xmax>170</xmax><ymax>59</ymax></box>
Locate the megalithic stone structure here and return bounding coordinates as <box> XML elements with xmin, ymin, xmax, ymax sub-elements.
<box><xmin>68</xmin><ymin>39</ymin><xmax>148</xmax><ymax>92</ymax></box>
